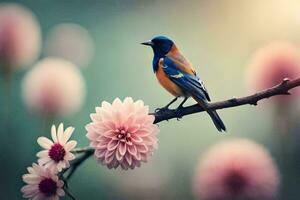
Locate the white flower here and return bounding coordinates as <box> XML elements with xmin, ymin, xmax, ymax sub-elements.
<box><xmin>21</xmin><ymin>163</ymin><xmax>65</xmax><ymax>200</ymax></box>
<box><xmin>37</xmin><ymin>123</ymin><xmax>77</xmax><ymax>172</ymax></box>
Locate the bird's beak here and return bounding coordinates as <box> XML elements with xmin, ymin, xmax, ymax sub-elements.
<box><xmin>141</xmin><ymin>40</ymin><xmax>154</xmax><ymax>46</ymax></box>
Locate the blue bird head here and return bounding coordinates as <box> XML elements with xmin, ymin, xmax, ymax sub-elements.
<box><xmin>141</xmin><ymin>36</ymin><xmax>174</xmax><ymax>57</ymax></box>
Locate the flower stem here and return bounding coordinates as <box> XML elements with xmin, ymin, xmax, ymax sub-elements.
<box><xmin>64</xmin><ymin>187</ymin><xmax>76</xmax><ymax>200</ymax></box>
<box><xmin>72</xmin><ymin>147</ymin><xmax>94</xmax><ymax>154</ymax></box>
<box><xmin>3</xmin><ymin>70</ymin><xmax>12</xmax><ymax>131</ymax></box>
<box><xmin>65</xmin><ymin>147</ymin><xmax>94</xmax><ymax>180</ymax></box>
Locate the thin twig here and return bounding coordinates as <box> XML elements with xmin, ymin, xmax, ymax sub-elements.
<box><xmin>65</xmin><ymin>148</ymin><xmax>94</xmax><ymax>180</ymax></box>
<box><xmin>152</xmin><ymin>78</ymin><xmax>298</xmax><ymax>123</ymax></box>
<box><xmin>64</xmin><ymin>187</ymin><xmax>76</xmax><ymax>200</ymax></box>
<box><xmin>71</xmin><ymin>147</ymin><xmax>94</xmax><ymax>154</ymax></box>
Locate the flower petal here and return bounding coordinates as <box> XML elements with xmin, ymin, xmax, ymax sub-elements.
<box><xmin>134</xmin><ymin>152</ymin><xmax>141</xmax><ymax>161</ymax></box>
<box><xmin>38</xmin><ymin>157</ymin><xmax>51</xmax><ymax>165</ymax></box>
<box><xmin>118</xmin><ymin>142</ymin><xmax>127</xmax><ymax>156</ymax></box>
<box><xmin>27</xmin><ymin>167</ymin><xmax>34</xmax><ymax>174</ymax></box>
<box><xmin>57</xmin><ymin>188</ymin><xmax>65</xmax><ymax>196</ymax></box>
<box><xmin>116</xmin><ymin>150</ymin><xmax>123</xmax><ymax>161</ymax></box>
<box><xmin>101</xmin><ymin>101</ymin><xmax>111</xmax><ymax>109</ymax></box>
<box><xmin>57</xmin><ymin>123</ymin><xmax>64</xmax><ymax>143</ymax></box>
<box><xmin>37</xmin><ymin>137</ymin><xmax>53</xmax><ymax>149</ymax></box>
<box><xmin>65</xmin><ymin>140</ymin><xmax>77</xmax><ymax>151</ymax></box>
<box><xmin>32</xmin><ymin>163</ymin><xmax>45</xmax><ymax>176</ymax></box>
<box><xmin>51</xmin><ymin>125</ymin><xmax>57</xmax><ymax>143</ymax></box>
<box><xmin>105</xmin><ymin>153</ymin><xmax>114</xmax><ymax>164</ymax></box>
<box><xmin>64</xmin><ymin>153</ymin><xmax>75</xmax><ymax>161</ymax></box>
<box><xmin>57</xmin><ymin>180</ymin><xmax>64</xmax><ymax>187</ymax></box>
<box><xmin>95</xmin><ymin>149</ymin><xmax>106</xmax><ymax>158</ymax></box>
<box><xmin>128</xmin><ymin>145</ymin><xmax>137</xmax><ymax>156</ymax></box>
<box><xmin>36</xmin><ymin>150</ymin><xmax>48</xmax><ymax>158</ymax></box>
<box><xmin>112</xmin><ymin>98</ymin><xmax>122</xmax><ymax>108</ymax></box>
<box><xmin>136</xmin><ymin>144</ymin><xmax>148</xmax><ymax>153</ymax></box>
<box><xmin>21</xmin><ymin>185</ymin><xmax>38</xmax><ymax>196</ymax></box>
<box><xmin>22</xmin><ymin>174</ymin><xmax>41</xmax><ymax>184</ymax></box>
<box><xmin>131</xmin><ymin>135</ymin><xmax>143</xmax><ymax>143</ymax></box>
<box><xmin>107</xmin><ymin>140</ymin><xmax>119</xmax><ymax>151</ymax></box>
<box><xmin>125</xmin><ymin>153</ymin><xmax>132</xmax><ymax>165</ymax></box>
<box><xmin>32</xmin><ymin>193</ymin><xmax>44</xmax><ymax>200</ymax></box>
<box><xmin>61</xmin><ymin>127</ymin><xmax>74</xmax><ymax>145</ymax></box>
<box><xmin>128</xmin><ymin>124</ymin><xmax>140</xmax><ymax>133</ymax></box>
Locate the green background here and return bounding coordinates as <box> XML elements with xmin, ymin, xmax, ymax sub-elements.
<box><xmin>1</xmin><ymin>0</ymin><xmax>300</xmax><ymax>199</ymax></box>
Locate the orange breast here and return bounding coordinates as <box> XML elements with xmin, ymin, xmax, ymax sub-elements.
<box><xmin>155</xmin><ymin>61</ymin><xmax>184</xmax><ymax>97</ymax></box>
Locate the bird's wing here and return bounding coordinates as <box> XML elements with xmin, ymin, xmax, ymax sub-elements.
<box><xmin>167</xmin><ymin>55</ymin><xmax>196</xmax><ymax>76</ymax></box>
<box><xmin>198</xmin><ymin>77</ymin><xmax>210</xmax><ymax>101</ymax></box>
<box><xmin>162</xmin><ymin>57</ymin><xmax>211</xmax><ymax>101</ymax></box>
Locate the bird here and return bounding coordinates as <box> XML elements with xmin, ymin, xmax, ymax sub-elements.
<box><xmin>141</xmin><ymin>35</ymin><xmax>226</xmax><ymax>132</ymax></box>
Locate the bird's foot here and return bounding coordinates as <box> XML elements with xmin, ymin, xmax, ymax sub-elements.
<box><xmin>155</xmin><ymin>106</ymin><xmax>170</xmax><ymax>113</ymax></box>
<box><xmin>175</xmin><ymin>106</ymin><xmax>184</xmax><ymax>120</ymax></box>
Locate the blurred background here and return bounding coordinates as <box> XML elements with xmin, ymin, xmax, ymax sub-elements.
<box><xmin>1</xmin><ymin>0</ymin><xmax>300</xmax><ymax>199</ymax></box>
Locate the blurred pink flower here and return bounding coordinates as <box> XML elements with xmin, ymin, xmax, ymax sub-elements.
<box><xmin>194</xmin><ymin>139</ymin><xmax>280</xmax><ymax>200</ymax></box>
<box><xmin>22</xmin><ymin>58</ymin><xmax>86</xmax><ymax>117</ymax></box>
<box><xmin>86</xmin><ymin>97</ymin><xmax>159</xmax><ymax>170</ymax></box>
<box><xmin>21</xmin><ymin>163</ymin><xmax>65</xmax><ymax>200</ymax></box>
<box><xmin>0</xmin><ymin>3</ymin><xmax>41</xmax><ymax>71</ymax></box>
<box><xmin>45</xmin><ymin>23</ymin><xmax>94</xmax><ymax>68</ymax></box>
<box><xmin>37</xmin><ymin>123</ymin><xmax>77</xmax><ymax>172</ymax></box>
<box><xmin>246</xmin><ymin>42</ymin><xmax>300</xmax><ymax>103</ymax></box>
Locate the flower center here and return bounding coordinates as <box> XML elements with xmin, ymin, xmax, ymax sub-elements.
<box><xmin>224</xmin><ymin>170</ymin><xmax>247</xmax><ymax>194</ymax></box>
<box><xmin>39</xmin><ymin>178</ymin><xmax>57</xmax><ymax>197</ymax></box>
<box><xmin>48</xmin><ymin>143</ymin><xmax>65</xmax><ymax>162</ymax></box>
<box><xmin>115</xmin><ymin>128</ymin><xmax>132</xmax><ymax>145</ymax></box>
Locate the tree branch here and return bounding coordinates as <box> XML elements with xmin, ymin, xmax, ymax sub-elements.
<box><xmin>64</xmin><ymin>77</ymin><xmax>300</xmax><ymax>177</ymax></box>
<box><xmin>64</xmin><ymin>148</ymin><xmax>94</xmax><ymax>180</ymax></box>
<box><xmin>152</xmin><ymin>78</ymin><xmax>299</xmax><ymax>123</ymax></box>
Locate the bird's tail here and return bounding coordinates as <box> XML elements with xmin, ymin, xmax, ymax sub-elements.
<box><xmin>206</xmin><ymin>109</ymin><xmax>226</xmax><ymax>132</ymax></box>
<box><xmin>192</xmin><ymin>97</ymin><xmax>226</xmax><ymax>132</ymax></box>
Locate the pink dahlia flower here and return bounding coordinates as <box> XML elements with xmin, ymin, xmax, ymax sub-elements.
<box><xmin>22</xmin><ymin>58</ymin><xmax>86</xmax><ymax>117</ymax></box>
<box><xmin>21</xmin><ymin>163</ymin><xmax>65</xmax><ymax>200</ymax></box>
<box><xmin>246</xmin><ymin>42</ymin><xmax>300</xmax><ymax>103</ymax></box>
<box><xmin>37</xmin><ymin>123</ymin><xmax>77</xmax><ymax>172</ymax></box>
<box><xmin>0</xmin><ymin>3</ymin><xmax>41</xmax><ymax>71</ymax></box>
<box><xmin>194</xmin><ymin>139</ymin><xmax>280</xmax><ymax>200</ymax></box>
<box><xmin>86</xmin><ymin>97</ymin><xmax>159</xmax><ymax>170</ymax></box>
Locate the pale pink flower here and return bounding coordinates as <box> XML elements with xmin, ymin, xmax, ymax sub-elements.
<box><xmin>22</xmin><ymin>58</ymin><xmax>86</xmax><ymax>117</ymax></box>
<box><xmin>21</xmin><ymin>163</ymin><xmax>65</xmax><ymax>200</ymax></box>
<box><xmin>0</xmin><ymin>3</ymin><xmax>41</xmax><ymax>70</ymax></box>
<box><xmin>246</xmin><ymin>42</ymin><xmax>300</xmax><ymax>103</ymax></box>
<box><xmin>86</xmin><ymin>97</ymin><xmax>159</xmax><ymax>170</ymax></box>
<box><xmin>37</xmin><ymin>123</ymin><xmax>77</xmax><ymax>172</ymax></box>
<box><xmin>194</xmin><ymin>139</ymin><xmax>280</xmax><ymax>200</ymax></box>
<box><xmin>45</xmin><ymin>23</ymin><xmax>94</xmax><ymax>68</ymax></box>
